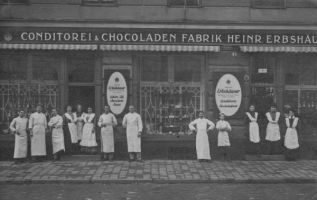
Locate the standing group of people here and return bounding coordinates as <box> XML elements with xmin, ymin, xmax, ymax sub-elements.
<box><xmin>188</xmin><ymin>104</ymin><xmax>300</xmax><ymax>162</ymax></box>
<box><xmin>10</xmin><ymin>104</ymin><xmax>143</xmax><ymax>163</ymax></box>
<box><xmin>9</xmin><ymin>103</ymin><xmax>300</xmax><ymax>164</ymax></box>
<box><xmin>245</xmin><ymin>104</ymin><xmax>300</xmax><ymax>161</ymax></box>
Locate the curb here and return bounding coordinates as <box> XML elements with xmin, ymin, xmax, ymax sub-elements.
<box><xmin>1</xmin><ymin>178</ymin><xmax>316</xmax><ymax>185</ymax></box>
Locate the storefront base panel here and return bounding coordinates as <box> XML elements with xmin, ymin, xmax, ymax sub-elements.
<box><xmin>1</xmin><ymin>135</ymin><xmax>316</xmax><ymax>161</ymax></box>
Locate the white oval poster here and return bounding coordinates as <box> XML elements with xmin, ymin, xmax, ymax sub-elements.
<box><xmin>215</xmin><ymin>74</ymin><xmax>242</xmax><ymax>116</ymax></box>
<box><xmin>107</xmin><ymin>72</ymin><xmax>128</xmax><ymax>115</ymax></box>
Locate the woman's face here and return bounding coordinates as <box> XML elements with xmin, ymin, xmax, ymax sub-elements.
<box><xmin>220</xmin><ymin>114</ymin><xmax>225</xmax><ymax>120</ymax></box>
<box><xmin>67</xmin><ymin>106</ymin><xmax>72</xmax><ymax>113</ymax></box>
<box><xmin>88</xmin><ymin>108</ymin><xmax>92</xmax><ymax>113</ymax></box>
<box><xmin>249</xmin><ymin>105</ymin><xmax>255</xmax><ymax>112</ymax></box>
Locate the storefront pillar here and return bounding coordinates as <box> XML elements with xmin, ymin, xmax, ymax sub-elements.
<box><xmin>60</xmin><ymin>55</ymin><xmax>67</xmax><ymax>112</ymax></box>
<box><xmin>95</xmin><ymin>52</ymin><xmax>102</xmax><ymax>117</ymax></box>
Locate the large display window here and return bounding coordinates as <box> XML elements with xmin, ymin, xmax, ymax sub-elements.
<box><xmin>140</xmin><ymin>54</ymin><xmax>204</xmax><ymax>135</ymax></box>
<box><xmin>284</xmin><ymin>55</ymin><xmax>317</xmax><ymax>129</ymax></box>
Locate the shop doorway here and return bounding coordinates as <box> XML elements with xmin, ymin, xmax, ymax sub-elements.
<box><xmin>68</xmin><ymin>86</ymin><xmax>95</xmax><ymax>111</ymax></box>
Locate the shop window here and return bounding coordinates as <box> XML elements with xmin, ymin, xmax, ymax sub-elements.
<box><xmin>140</xmin><ymin>55</ymin><xmax>203</xmax><ymax>135</ymax></box>
<box><xmin>284</xmin><ymin>55</ymin><xmax>317</xmax><ymax>129</ymax></box>
<box><xmin>174</xmin><ymin>55</ymin><xmax>201</xmax><ymax>82</ymax></box>
<box><xmin>32</xmin><ymin>54</ymin><xmax>59</xmax><ymax>81</ymax></box>
<box><xmin>67</xmin><ymin>54</ymin><xmax>94</xmax><ymax>82</ymax></box>
<box><xmin>0</xmin><ymin>53</ymin><xmax>27</xmax><ymax>81</ymax></box>
<box><xmin>168</xmin><ymin>0</ymin><xmax>201</xmax><ymax>7</ymax></box>
<box><xmin>141</xmin><ymin>55</ymin><xmax>168</xmax><ymax>82</ymax></box>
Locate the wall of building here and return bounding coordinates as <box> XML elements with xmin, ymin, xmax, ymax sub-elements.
<box><xmin>1</xmin><ymin>0</ymin><xmax>317</xmax><ymax>24</ymax></box>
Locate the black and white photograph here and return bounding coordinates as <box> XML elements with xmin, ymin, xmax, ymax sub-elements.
<box><xmin>0</xmin><ymin>0</ymin><xmax>317</xmax><ymax>199</ymax></box>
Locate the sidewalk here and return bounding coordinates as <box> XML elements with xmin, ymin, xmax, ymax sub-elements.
<box><xmin>0</xmin><ymin>160</ymin><xmax>317</xmax><ymax>184</ymax></box>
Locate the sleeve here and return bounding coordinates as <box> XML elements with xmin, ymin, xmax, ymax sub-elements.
<box><xmin>57</xmin><ymin>116</ymin><xmax>63</xmax><ymax>128</ymax></box>
<box><xmin>83</xmin><ymin>114</ymin><xmax>88</xmax><ymax>123</ymax></box>
<box><xmin>266</xmin><ymin>113</ymin><xmax>273</xmax><ymax>123</ymax></box>
<box><xmin>188</xmin><ymin>119</ymin><xmax>196</xmax><ymax>131</ymax></box>
<box><xmin>112</xmin><ymin>114</ymin><xmax>118</xmax><ymax>126</ymax></box>
<box><xmin>122</xmin><ymin>115</ymin><xmax>127</xmax><ymax>128</ymax></box>
<box><xmin>9</xmin><ymin>119</ymin><xmax>16</xmax><ymax>132</ymax></box>
<box><xmin>28</xmin><ymin>114</ymin><xmax>33</xmax><ymax>129</ymax></box>
<box><xmin>48</xmin><ymin>118</ymin><xmax>54</xmax><ymax>127</ymax></box>
<box><xmin>98</xmin><ymin>115</ymin><xmax>103</xmax><ymax>127</ymax></box>
<box><xmin>206</xmin><ymin>119</ymin><xmax>215</xmax><ymax>130</ymax></box>
<box><xmin>137</xmin><ymin>115</ymin><xmax>143</xmax><ymax>132</ymax></box>
<box><xmin>215</xmin><ymin>122</ymin><xmax>220</xmax><ymax>130</ymax></box>
<box><xmin>227</xmin><ymin>122</ymin><xmax>232</xmax><ymax>132</ymax></box>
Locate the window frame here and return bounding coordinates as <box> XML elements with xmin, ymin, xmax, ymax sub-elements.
<box><xmin>167</xmin><ymin>0</ymin><xmax>202</xmax><ymax>8</ymax></box>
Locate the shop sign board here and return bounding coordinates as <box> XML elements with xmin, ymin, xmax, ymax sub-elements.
<box><xmin>106</xmin><ymin>72</ymin><xmax>128</xmax><ymax>115</ymax></box>
<box><xmin>215</xmin><ymin>74</ymin><xmax>242</xmax><ymax>116</ymax></box>
<box><xmin>2</xmin><ymin>27</ymin><xmax>317</xmax><ymax>46</ymax></box>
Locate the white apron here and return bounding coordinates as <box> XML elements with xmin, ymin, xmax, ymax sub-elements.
<box><xmin>216</xmin><ymin>120</ymin><xmax>231</xmax><ymax>146</ymax></box>
<box><xmin>265</xmin><ymin>112</ymin><xmax>281</xmax><ymax>141</ymax></box>
<box><xmin>10</xmin><ymin>117</ymin><xmax>28</xmax><ymax>158</ymax></box>
<box><xmin>29</xmin><ymin>112</ymin><xmax>47</xmax><ymax>156</ymax></box>
<box><xmin>284</xmin><ymin>117</ymin><xmax>299</xmax><ymax>149</ymax></box>
<box><xmin>189</xmin><ymin>118</ymin><xmax>214</xmax><ymax>160</ymax></box>
<box><xmin>98</xmin><ymin>113</ymin><xmax>118</xmax><ymax>153</ymax></box>
<box><xmin>123</xmin><ymin>113</ymin><xmax>143</xmax><ymax>152</ymax></box>
<box><xmin>65</xmin><ymin>113</ymin><xmax>78</xmax><ymax>144</ymax></box>
<box><xmin>48</xmin><ymin>115</ymin><xmax>65</xmax><ymax>154</ymax></box>
<box><xmin>75</xmin><ymin>112</ymin><xmax>85</xmax><ymax>141</ymax></box>
<box><xmin>80</xmin><ymin>113</ymin><xmax>97</xmax><ymax>147</ymax></box>
<box><xmin>246</xmin><ymin>112</ymin><xmax>260</xmax><ymax>143</ymax></box>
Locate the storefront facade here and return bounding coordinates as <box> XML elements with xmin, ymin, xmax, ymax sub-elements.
<box><xmin>1</xmin><ymin>0</ymin><xmax>317</xmax><ymax>159</ymax></box>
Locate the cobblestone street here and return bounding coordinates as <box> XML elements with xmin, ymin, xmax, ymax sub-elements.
<box><xmin>0</xmin><ymin>160</ymin><xmax>317</xmax><ymax>184</ymax></box>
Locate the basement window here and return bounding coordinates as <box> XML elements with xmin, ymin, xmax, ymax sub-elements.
<box><xmin>168</xmin><ymin>0</ymin><xmax>201</xmax><ymax>7</ymax></box>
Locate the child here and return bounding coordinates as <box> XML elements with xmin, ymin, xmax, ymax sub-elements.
<box><xmin>265</xmin><ymin>105</ymin><xmax>281</xmax><ymax>155</ymax></box>
<box><xmin>10</xmin><ymin>110</ymin><xmax>28</xmax><ymax>164</ymax></box>
<box><xmin>245</xmin><ymin>105</ymin><xmax>261</xmax><ymax>156</ymax></box>
<box><xmin>284</xmin><ymin>109</ymin><xmax>300</xmax><ymax>161</ymax></box>
<box><xmin>216</xmin><ymin>113</ymin><xmax>232</xmax><ymax>161</ymax></box>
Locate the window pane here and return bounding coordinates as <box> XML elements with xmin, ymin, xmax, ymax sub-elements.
<box><xmin>32</xmin><ymin>54</ymin><xmax>60</xmax><ymax>81</ymax></box>
<box><xmin>251</xmin><ymin>55</ymin><xmax>274</xmax><ymax>84</ymax></box>
<box><xmin>141</xmin><ymin>55</ymin><xmax>168</xmax><ymax>82</ymax></box>
<box><xmin>174</xmin><ymin>55</ymin><xmax>201</xmax><ymax>82</ymax></box>
<box><xmin>0</xmin><ymin>53</ymin><xmax>27</xmax><ymax>80</ymax></box>
<box><xmin>68</xmin><ymin>53</ymin><xmax>94</xmax><ymax>82</ymax></box>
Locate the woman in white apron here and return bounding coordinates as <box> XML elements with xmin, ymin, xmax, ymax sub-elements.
<box><xmin>265</xmin><ymin>105</ymin><xmax>282</xmax><ymax>155</ymax></box>
<box><xmin>48</xmin><ymin>109</ymin><xmax>65</xmax><ymax>161</ymax></box>
<box><xmin>80</xmin><ymin>107</ymin><xmax>97</xmax><ymax>153</ymax></box>
<box><xmin>245</xmin><ymin>105</ymin><xmax>261</xmax><ymax>156</ymax></box>
<box><xmin>10</xmin><ymin>110</ymin><xmax>28</xmax><ymax>164</ymax></box>
<box><xmin>284</xmin><ymin>109</ymin><xmax>300</xmax><ymax>161</ymax></box>
<box><xmin>216</xmin><ymin>113</ymin><xmax>232</xmax><ymax>161</ymax></box>
<box><xmin>63</xmin><ymin>105</ymin><xmax>78</xmax><ymax>154</ymax></box>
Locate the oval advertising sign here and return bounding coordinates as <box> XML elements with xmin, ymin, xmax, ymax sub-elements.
<box><xmin>215</xmin><ymin>74</ymin><xmax>242</xmax><ymax>116</ymax></box>
<box><xmin>107</xmin><ymin>72</ymin><xmax>128</xmax><ymax>115</ymax></box>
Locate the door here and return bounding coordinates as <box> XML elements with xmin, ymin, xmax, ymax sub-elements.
<box><xmin>68</xmin><ymin>86</ymin><xmax>95</xmax><ymax>111</ymax></box>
